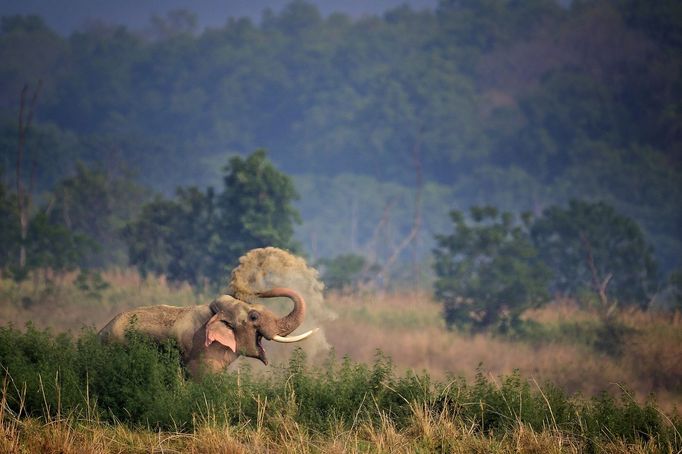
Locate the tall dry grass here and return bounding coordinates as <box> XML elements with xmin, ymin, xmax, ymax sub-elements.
<box><xmin>0</xmin><ymin>269</ymin><xmax>206</xmax><ymax>333</ymax></box>
<box><xmin>324</xmin><ymin>291</ymin><xmax>682</xmax><ymax>412</ymax></box>
<box><xmin>1</xmin><ymin>379</ymin><xmax>674</xmax><ymax>454</ymax></box>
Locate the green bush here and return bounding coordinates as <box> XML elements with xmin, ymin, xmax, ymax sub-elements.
<box><xmin>317</xmin><ymin>253</ymin><xmax>378</xmax><ymax>292</ymax></box>
<box><xmin>124</xmin><ymin>150</ymin><xmax>301</xmax><ymax>287</ymax></box>
<box><xmin>531</xmin><ymin>199</ymin><xmax>659</xmax><ymax>308</ymax></box>
<box><xmin>511</xmin><ymin>318</ymin><xmax>637</xmax><ymax>357</ymax></box>
<box><xmin>433</xmin><ymin>206</ymin><xmax>551</xmax><ymax>332</ymax></box>
<box><xmin>0</xmin><ymin>325</ymin><xmax>679</xmax><ymax>449</ymax></box>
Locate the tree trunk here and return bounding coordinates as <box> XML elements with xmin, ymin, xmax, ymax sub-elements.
<box><xmin>15</xmin><ymin>81</ymin><xmax>42</xmax><ymax>269</ymax></box>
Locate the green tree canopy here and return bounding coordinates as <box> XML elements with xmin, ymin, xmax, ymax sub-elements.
<box><xmin>0</xmin><ymin>181</ymin><xmax>18</xmax><ymax>271</ymax></box>
<box><xmin>0</xmin><ymin>0</ymin><xmax>679</xmax><ymax>274</ymax></box>
<box><xmin>317</xmin><ymin>253</ymin><xmax>377</xmax><ymax>293</ymax></box>
<box><xmin>530</xmin><ymin>199</ymin><xmax>658</xmax><ymax>308</ymax></box>
<box><xmin>24</xmin><ymin>212</ymin><xmax>89</xmax><ymax>273</ymax></box>
<box><xmin>213</xmin><ymin>149</ymin><xmax>301</xmax><ymax>270</ymax></box>
<box><xmin>433</xmin><ymin>206</ymin><xmax>551</xmax><ymax>332</ymax></box>
<box><xmin>0</xmin><ymin>177</ymin><xmax>88</xmax><ymax>279</ymax></box>
<box><xmin>124</xmin><ymin>187</ymin><xmax>216</xmax><ymax>285</ymax></box>
<box><xmin>48</xmin><ymin>162</ymin><xmax>147</xmax><ymax>268</ymax></box>
<box><xmin>124</xmin><ymin>150</ymin><xmax>300</xmax><ymax>287</ymax></box>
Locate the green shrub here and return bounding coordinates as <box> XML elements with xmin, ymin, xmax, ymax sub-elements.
<box><xmin>531</xmin><ymin>199</ymin><xmax>658</xmax><ymax>308</ymax></box>
<box><xmin>584</xmin><ymin>390</ymin><xmax>663</xmax><ymax>444</ymax></box>
<box><xmin>433</xmin><ymin>206</ymin><xmax>551</xmax><ymax>333</ymax></box>
<box><xmin>510</xmin><ymin>318</ymin><xmax>637</xmax><ymax>357</ymax></box>
<box><xmin>317</xmin><ymin>254</ymin><xmax>379</xmax><ymax>292</ymax></box>
<box><xmin>0</xmin><ymin>325</ymin><xmax>679</xmax><ymax>450</ymax></box>
<box><xmin>433</xmin><ymin>369</ymin><xmax>576</xmax><ymax>434</ymax></box>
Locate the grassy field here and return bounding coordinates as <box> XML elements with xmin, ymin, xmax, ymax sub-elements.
<box><xmin>327</xmin><ymin>292</ymin><xmax>682</xmax><ymax>411</ymax></box>
<box><xmin>1</xmin><ymin>270</ymin><xmax>681</xmax><ymax>452</ymax></box>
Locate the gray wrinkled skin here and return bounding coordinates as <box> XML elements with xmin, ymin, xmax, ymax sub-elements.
<box><xmin>98</xmin><ymin>289</ymin><xmax>306</xmax><ymax>378</ymax></box>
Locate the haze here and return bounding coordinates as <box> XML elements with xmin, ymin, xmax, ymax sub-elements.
<box><xmin>0</xmin><ymin>0</ymin><xmax>438</xmax><ymax>34</ymax></box>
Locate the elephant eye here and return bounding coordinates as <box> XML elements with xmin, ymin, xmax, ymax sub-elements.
<box><xmin>248</xmin><ymin>311</ymin><xmax>260</xmax><ymax>322</ymax></box>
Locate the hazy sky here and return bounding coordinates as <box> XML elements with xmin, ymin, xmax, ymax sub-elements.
<box><xmin>0</xmin><ymin>0</ymin><xmax>439</xmax><ymax>34</ymax></box>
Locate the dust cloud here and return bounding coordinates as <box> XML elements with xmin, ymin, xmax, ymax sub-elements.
<box><xmin>226</xmin><ymin>247</ymin><xmax>336</xmax><ymax>367</ymax></box>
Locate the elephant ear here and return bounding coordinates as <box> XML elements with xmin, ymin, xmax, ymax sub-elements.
<box><xmin>204</xmin><ymin>312</ymin><xmax>236</xmax><ymax>352</ymax></box>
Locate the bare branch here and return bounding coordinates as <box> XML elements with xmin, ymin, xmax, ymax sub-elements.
<box><xmin>16</xmin><ymin>84</ymin><xmax>27</xmax><ymax>217</ymax></box>
<box><xmin>363</xmin><ymin>197</ymin><xmax>397</xmax><ymax>269</ymax></box>
<box><xmin>15</xmin><ymin>80</ymin><xmax>43</xmax><ymax>269</ymax></box>
<box><xmin>24</xmin><ymin>79</ymin><xmax>42</xmax><ymax>198</ymax></box>
<box><xmin>580</xmin><ymin>231</ymin><xmax>615</xmax><ymax>317</ymax></box>
<box><xmin>374</xmin><ymin>131</ymin><xmax>423</xmax><ymax>286</ymax></box>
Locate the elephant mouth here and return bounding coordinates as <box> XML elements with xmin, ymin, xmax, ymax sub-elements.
<box><xmin>256</xmin><ymin>334</ymin><xmax>267</xmax><ymax>365</ymax></box>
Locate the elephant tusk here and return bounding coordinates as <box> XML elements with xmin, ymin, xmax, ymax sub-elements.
<box><xmin>272</xmin><ymin>328</ymin><xmax>319</xmax><ymax>343</ymax></box>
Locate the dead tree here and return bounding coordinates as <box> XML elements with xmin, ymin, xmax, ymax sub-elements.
<box><xmin>16</xmin><ymin>81</ymin><xmax>42</xmax><ymax>269</ymax></box>
<box><xmin>580</xmin><ymin>231</ymin><xmax>616</xmax><ymax>320</ymax></box>
<box><xmin>373</xmin><ymin>132</ymin><xmax>423</xmax><ymax>288</ymax></box>
<box><xmin>363</xmin><ymin>197</ymin><xmax>397</xmax><ymax>269</ymax></box>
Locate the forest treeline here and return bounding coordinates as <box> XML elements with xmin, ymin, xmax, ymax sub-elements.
<box><xmin>0</xmin><ymin>1</ymin><xmax>680</xmax><ymax>283</ymax></box>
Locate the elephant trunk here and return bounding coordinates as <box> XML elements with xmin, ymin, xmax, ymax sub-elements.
<box><xmin>257</xmin><ymin>287</ymin><xmax>306</xmax><ymax>336</ymax></box>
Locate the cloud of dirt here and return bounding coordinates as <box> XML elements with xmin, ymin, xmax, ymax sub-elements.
<box><xmin>226</xmin><ymin>247</ymin><xmax>336</xmax><ymax>366</ymax></box>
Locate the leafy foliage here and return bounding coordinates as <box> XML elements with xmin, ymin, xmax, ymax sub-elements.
<box><xmin>73</xmin><ymin>269</ymin><xmax>110</xmax><ymax>300</ymax></box>
<box><xmin>0</xmin><ymin>179</ymin><xmax>89</xmax><ymax>279</ymax></box>
<box><xmin>0</xmin><ymin>181</ymin><xmax>19</xmax><ymax>271</ymax></box>
<box><xmin>433</xmin><ymin>206</ymin><xmax>551</xmax><ymax>332</ymax></box>
<box><xmin>47</xmin><ymin>162</ymin><xmax>147</xmax><ymax>268</ymax></box>
<box><xmin>0</xmin><ymin>325</ymin><xmax>679</xmax><ymax>450</ymax></box>
<box><xmin>124</xmin><ymin>187</ymin><xmax>217</xmax><ymax>286</ymax></box>
<box><xmin>514</xmin><ymin>316</ymin><xmax>637</xmax><ymax>358</ymax></box>
<box><xmin>317</xmin><ymin>253</ymin><xmax>378</xmax><ymax>292</ymax></box>
<box><xmin>24</xmin><ymin>212</ymin><xmax>89</xmax><ymax>273</ymax></box>
<box><xmin>531</xmin><ymin>199</ymin><xmax>658</xmax><ymax>308</ymax></box>
<box><xmin>124</xmin><ymin>150</ymin><xmax>300</xmax><ymax>286</ymax></box>
<box><xmin>213</xmin><ymin>149</ymin><xmax>301</xmax><ymax>270</ymax></box>
<box><xmin>0</xmin><ymin>0</ymin><xmax>680</xmax><ymax>274</ymax></box>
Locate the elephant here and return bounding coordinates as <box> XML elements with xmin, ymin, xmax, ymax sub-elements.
<box><xmin>98</xmin><ymin>287</ymin><xmax>317</xmax><ymax>377</ymax></box>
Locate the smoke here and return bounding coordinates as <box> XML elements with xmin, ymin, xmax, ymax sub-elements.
<box><xmin>226</xmin><ymin>247</ymin><xmax>336</xmax><ymax>367</ymax></box>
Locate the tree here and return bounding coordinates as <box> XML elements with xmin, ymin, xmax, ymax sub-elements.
<box><xmin>124</xmin><ymin>150</ymin><xmax>300</xmax><ymax>287</ymax></box>
<box><xmin>317</xmin><ymin>253</ymin><xmax>378</xmax><ymax>293</ymax></box>
<box><xmin>1</xmin><ymin>2</ymin><xmax>680</xmax><ymax>276</ymax></box>
<box><xmin>433</xmin><ymin>206</ymin><xmax>551</xmax><ymax>332</ymax></box>
<box><xmin>124</xmin><ymin>187</ymin><xmax>216</xmax><ymax>286</ymax></box>
<box><xmin>530</xmin><ymin>199</ymin><xmax>658</xmax><ymax>308</ymax></box>
<box><xmin>666</xmin><ymin>269</ymin><xmax>682</xmax><ymax>311</ymax></box>
<box><xmin>2</xmin><ymin>199</ymin><xmax>88</xmax><ymax>280</ymax></box>
<box><xmin>15</xmin><ymin>81</ymin><xmax>41</xmax><ymax>269</ymax></box>
<box><xmin>24</xmin><ymin>212</ymin><xmax>89</xmax><ymax>274</ymax></box>
<box><xmin>124</xmin><ymin>196</ymin><xmax>175</xmax><ymax>280</ymax></box>
<box><xmin>49</xmin><ymin>162</ymin><xmax>147</xmax><ymax>268</ymax></box>
<box><xmin>212</xmin><ymin>149</ymin><xmax>301</xmax><ymax>274</ymax></box>
<box><xmin>0</xmin><ymin>180</ymin><xmax>19</xmax><ymax>272</ymax></box>
<box><xmin>0</xmin><ymin>172</ymin><xmax>87</xmax><ymax>280</ymax></box>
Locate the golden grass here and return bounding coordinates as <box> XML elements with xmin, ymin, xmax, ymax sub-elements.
<box><xmin>323</xmin><ymin>290</ymin><xmax>682</xmax><ymax>412</ymax></box>
<box><xmin>3</xmin><ymin>393</ymin><xmax>672</xmax><ymax>454</ymax></box>
<box><xmin>0</xmin><ymin>269</ymin><xmax>206</xmax><ymax>333</ymax></box>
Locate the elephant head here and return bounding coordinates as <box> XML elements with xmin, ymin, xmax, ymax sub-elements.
<box><xmin>203</xmin><ymin>287</ymin><xmax>315</xmax><ymax>365</ymax></box>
